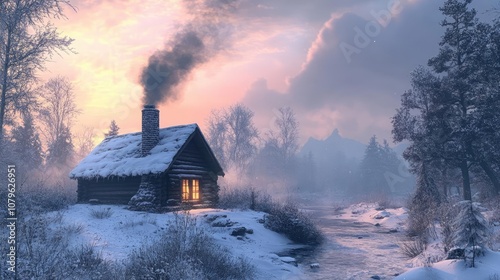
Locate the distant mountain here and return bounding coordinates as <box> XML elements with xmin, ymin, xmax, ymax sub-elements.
<box><xmin>299</xmin><ymin>129</ymin><xmax>409</xmax><ymax>164</ymax></box>
<box><xmin>299</xmin><ymin>129</ymin><xmax>366</xmax><ymax>163</ymax></box>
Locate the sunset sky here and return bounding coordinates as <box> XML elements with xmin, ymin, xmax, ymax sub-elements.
<box><xmin>44</xmin><ymin>0</ymin><xmax>497</xmax><ymax>147</ymax></box>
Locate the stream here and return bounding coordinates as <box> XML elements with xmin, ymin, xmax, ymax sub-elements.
<box><xmin>286</xmin><ymin>205</ymin><xmax>410</xmax><ymax>280</ymax></box>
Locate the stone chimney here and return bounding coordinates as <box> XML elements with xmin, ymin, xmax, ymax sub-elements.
<box><xmin>142</xmin><ymin>105</ymin><xmax>159</xmax><ymax>156</ymax></box>
<box><xmin>129</xmin><ymin>105</ymin><xmax>161</xmax><ymax>211</ymax></box>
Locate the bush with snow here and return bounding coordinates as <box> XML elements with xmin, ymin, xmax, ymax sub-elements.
<box><xmin>264</xmin><ymin>201</ymin><xmax>323</xmax><ymax>245</ymax></box>
<box><xmin>125</xmin><ymin>212</ymin><xmax>255</xmax><ymax>280</ymax></box>
<box><xmin>219</xmin><ymin>187</ymin><xmax>323</xmax><ymax>245</ymax></box>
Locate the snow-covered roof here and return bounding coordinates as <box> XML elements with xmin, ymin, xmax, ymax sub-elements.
<box><xmin>70</xmin><ymin>124</ymin><xmax>200</xmax><ymax>179</ymax></box>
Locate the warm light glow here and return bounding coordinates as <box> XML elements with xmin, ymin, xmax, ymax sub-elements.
<box><xmin>193</xmin><ymin>179</ymin><xmax>199</xmax><ymax>200</ymax></box>
<box><xmin>182</xmin><ymin>179</ymin><xmax>190</xmax><ymax>201</ymax></box>
<box><xmin>182</xmin><ymin>179</ymin><xmax>200</xmax><ymax>201</ymax></box>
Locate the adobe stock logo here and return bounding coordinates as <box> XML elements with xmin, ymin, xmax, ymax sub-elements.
<box><xmin>340</xmin><ymin>0</ymin><xmax>403</xmax><ymax>63</ymax></box>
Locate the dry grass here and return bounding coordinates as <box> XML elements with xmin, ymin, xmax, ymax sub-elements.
<box><xmin>90</xmin><ymin>208</ymin><xmax>113</xmax><ymax>219</ymax></box>
<box><xmin>398</xmin><ymin>238</ymin><xmax>427</xmax><ymax>258</ymax></box>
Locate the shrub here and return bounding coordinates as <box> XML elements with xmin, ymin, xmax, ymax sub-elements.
<box><xmin>489</xmin><ymin>273</ymin><xmax>500</xmax><ymax>280</ymax></box>
<box><xmin>17</xmin><ymin>182</ymin><xmax>75</xmax><ymax>214</ymax></box>
<box><xmin>218</xmin><ymin>186</ymin><xmax>253</xmax><ymax>209</ymax></box>
<box><xmin>398</xmin><ymin>238</ymin><xmax>426</xmax><ymax>258</ymax></box>
<box><xmin>90</xmin><ymin>208</ymin><xmax>113</xmax><ymax>219</ymax></box>
<box><xmin>219</xmin><ymin>187</ymin><xmax>323</xmax><ymax>245</ymax></box>
<box><xmin>13</xmin><ymin>214</ymin><xmax>121</xmax><ymax>280</ymax></box>
<box><xmin>125</xmin><ymin>212</ymin><xmax>255</xmax><ymax>280</ymax></box>
<box><xmin>406</xmin><ymin>198</ymin><xmax>437</xmax><ymax>238</ymax></box>
<box><xmin>264</xmin><ymin>201</ymin><xmax>323</xmax><ymax>245</ymax></box>
<box><xmin>437</xmin><ymin>201</ymin><xmax>460</xmax><ymax>253</ymax></box>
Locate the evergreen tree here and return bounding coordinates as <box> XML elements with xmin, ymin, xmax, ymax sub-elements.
<box><xmin>10</xmin><ymin>114</ymin><xmax>43</xmax><ymax>171</ymax></box>
<box><xmin>297</xmin><ymin>151</ymin><xmax>317</xmax><ymax>191</ymax></box>
<box><xmin>381</xmin><ymin>139</ymin><xmax>407</xmax><ymax>192</ymax></box>
<box><xmin>394</xmin><ymin>0</ymin><xmax>500</xmax><ymax>200</ymax></box>
<box><xmin>104</xmin><ymin>120</ymin><xmax>120</xmax><ymax>137</ymax></box>
<box><xmin>359</xmin><ymin>136</ymin><xmax>387</xmax><ymax>193</ymax></box>
<box><xmin>359</xmin><ymin>136</ymin><xmax>409</xmax><ymax>194</ymax></box>
<box><xmin>452</xmin><ymin>200</ymin><xmax>491</xmax><ymax>267</ymax></box>
<box><xmin>426</xmin><ymin>0</ymin><xmax>480</xmax><ymax>200</ymax></box>
<box><xmin>407</xmin><ymin>161</ymin><xmax>442</xmax><ymax>237</ymax></box>
<box><xmin>46</xmin><ymin>125</ymin><xmax>74</xmax><ymax>167</ymax></box>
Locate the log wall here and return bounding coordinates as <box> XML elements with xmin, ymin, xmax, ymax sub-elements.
<box><xmin>77</xmin><ymin>176</ymin><xmax>141</xmax><ymax>204</ymax></box>
<box><xmin>167</xmin><ymin>139</ymin><xmax>219</xmax><ymax>206</ymax></box>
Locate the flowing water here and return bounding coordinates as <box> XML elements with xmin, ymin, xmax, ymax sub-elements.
<box><xmin>286</xmin><ymin>205</ymin><xmax>410</xmax><ymax>280</ymax></box>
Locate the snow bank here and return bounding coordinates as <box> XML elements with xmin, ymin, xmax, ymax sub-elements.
<box><xmin>50</xmin><ymin>204</ymin><xmax>304</xmax><ymax>279</ymax></box>
<box><xmin>394</xmin><ymin>250</ymin><xmax>500</xmax><ymax>280</ymax></box>
<box><xmin>341</xmin><ymin>203</ymin><xmax>408</xmax><ymax>231</ymax></box>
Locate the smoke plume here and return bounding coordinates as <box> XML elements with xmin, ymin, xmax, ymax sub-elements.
<box><xmin>140</xmin><ymin>0</ymin><xmax>237</xmax><ymax>106</ymax></box>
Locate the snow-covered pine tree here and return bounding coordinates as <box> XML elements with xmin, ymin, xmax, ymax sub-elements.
<box><xmin>104</xmin><ymin>120</ymin><xmax>120</xmax><ymax>137</ymax></box>
<box><xmin>452</xmin><ymin>200</ymin><xmax>491</xmax><ymax>267</ymax></box>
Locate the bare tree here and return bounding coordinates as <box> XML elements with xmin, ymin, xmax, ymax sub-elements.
<box><xmin>206</xmin><ymin>104</ymin><xmax>258</xmax><ymax>173</ymax></box>
<box><xmin>207</xmin><ymin>109</ymin><xmax>228</xmax><ymax>168</ymax></box>
<box><xmin>268</xmin><ymin>106</ymin><xmax>299</xmax><ymax>161</ymax></box>
<box><xmin>38</xmin><ymin>76</ymin><xmax>79</xmax><ymax>166</ymax></box>
<box><xmin>75</xmin><ymin>126</ymin><xmax>96</xmax><ymax>161</ymax></box>
<box><xmin>224</xmin><ymin>104</ymin><xmax>259</xmax><ymax>172</ymax></box>
<box><xmin>0</xmin><ymin>0</ymin><xmax>74</xmax><ymax>148</ymax></box>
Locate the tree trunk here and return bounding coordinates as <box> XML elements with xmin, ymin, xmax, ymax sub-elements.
<box><xmin>442</xmin><ymin>168</ymin><xmax>448</xmax><ymax>198</ymax></box>
<box><xmin>479</xmin><ymin>160</ymin><xmax>500</xmax><ymax>195</ymax></box>
<box><xmin>460</xmin><ymin>159</ymin><xmax>472</xmax><ymax>200</ymax></box>
<box><xmin>0</xmin><ymin>27</ymin><xmax>12</xmax><ymax>148</ymax></box>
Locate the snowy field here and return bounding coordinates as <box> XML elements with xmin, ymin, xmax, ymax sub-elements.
<box><xmin>42</xmin><ymin>202</ymin><xmax>500</xmax><ymax>280</ymax></box>
<box><xmin>48</xmin><ymin>204</ymin><xmax>304</xmax><ymax>279</ymax></box>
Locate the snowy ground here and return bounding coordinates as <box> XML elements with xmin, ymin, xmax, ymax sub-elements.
<box><xmin>47</xmin><ymin>204</ymin><xmax>304</xmax><ymax>279</ymax></box>
<box><xmin>339</xmin><ymin>203</ymin><xmax>409</xmax><ymax>231</ymax></box>
<box><xmin>394</xmin><ymin>251</ymin><xmax>500</xmax><ymax>280</ymax></box>
<box><xmin>46</xmin><ymin>203</ymin><xmax>500</xmax><ymax>280</ymax></box>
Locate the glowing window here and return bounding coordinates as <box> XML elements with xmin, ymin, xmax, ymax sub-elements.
<box><xmin>181</xmin><ymin>179</ymin><xmax>200</xmax><ymax>201</ymax></box>
<box><xmin>192</xmin><ymin>180</ymin><xmax>199</xmax><ymax>200</ymax></box>
<box><xmin>182</xmin><ymin>179</ymin><xmax>190</xmax><ymax>200</ymax></box>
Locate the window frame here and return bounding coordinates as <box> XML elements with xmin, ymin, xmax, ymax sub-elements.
<box><xmin>181</xmin><ymin>178</ymin><xmax>200</xmax><ymax>202</ymax></box>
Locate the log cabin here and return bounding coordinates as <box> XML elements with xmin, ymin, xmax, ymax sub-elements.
<box><xmin>69</xmin><ymin>105</ymin><xmax>224</xmax><ymax>211</ymax></box>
